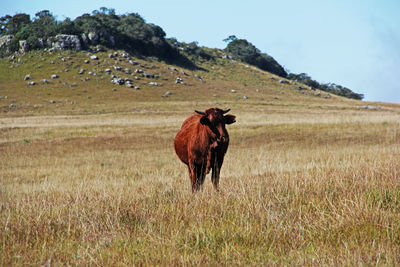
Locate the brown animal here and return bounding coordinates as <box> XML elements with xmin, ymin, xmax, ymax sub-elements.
<box><xmin>174</xmin><ymin>108</ymin><xmax>236</xmax><ymax>192</ymax></box>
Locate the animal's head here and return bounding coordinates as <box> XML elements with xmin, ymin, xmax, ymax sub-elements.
<box><xmin>195</xmin><ymin>108</ymin><xmax>236</xmax><ymax>141</ymax></box>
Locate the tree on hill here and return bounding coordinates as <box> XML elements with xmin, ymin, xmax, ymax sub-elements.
<box><xmin>224</xmin><ymin>37</ymin><xmax>287</xmax><ymax>77</ymax></box>
<box><xmin>0</xmin><ymin>13</ymin><xmax>30</xmax><ymax>35</ymax></box>
<box><xmin>223</xmin><ymin>35</ymin><xmax>237</xmax><ymax>43</ymax></box>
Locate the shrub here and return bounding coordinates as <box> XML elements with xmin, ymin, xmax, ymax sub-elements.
<box><xmin>225</xmin><ymin>38</ymin><xmax>287</xmax><ymax>77</ymax></box>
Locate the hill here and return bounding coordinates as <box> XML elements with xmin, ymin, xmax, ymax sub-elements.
<box><xmin>0</xmin><ymin>8</ymin><xmax>364</xmax><ymax>100</ymax></box>
<box><xmin>0</xmin><ymin>46</ymin><xmax>381</xmax><ymax>117</ymax></box>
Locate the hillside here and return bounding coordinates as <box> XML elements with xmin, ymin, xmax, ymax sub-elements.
<box><xmin>1</xmin><ymin>47</ymin><xmax>388</xmax><ymax>118</ymax></box>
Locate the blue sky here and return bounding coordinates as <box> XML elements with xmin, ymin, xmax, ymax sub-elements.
<box><xmin>2</xmin><ymin>0</ymin><xmax>400</xmax><ymax>103</ymax></box>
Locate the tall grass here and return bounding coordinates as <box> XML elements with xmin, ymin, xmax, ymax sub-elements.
<box><xmin>1</xmin><ymin>108</ymin><xmax>400</xmax><ymax>265</ymax></box>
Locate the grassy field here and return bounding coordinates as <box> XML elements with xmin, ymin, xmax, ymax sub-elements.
<box><xmin>1</xmin><ymin>50</ymin><xmax>400</xmax><ymax>265</ymax></box>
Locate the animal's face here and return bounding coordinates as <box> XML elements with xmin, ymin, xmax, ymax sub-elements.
<box><xmin>195</xmin><ymin>108</ymin><xmax>236</xmax><ymax>141</ymax></box>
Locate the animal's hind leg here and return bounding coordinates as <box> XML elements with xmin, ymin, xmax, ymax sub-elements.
<box><xmin>195</xmin><ymin>163</ymin><xmax>206</xmax><ymax>191</ymax></box>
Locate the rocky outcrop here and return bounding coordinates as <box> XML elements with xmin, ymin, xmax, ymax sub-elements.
<box><xmin>48</xmin><ymin>35</ymin><xmax>81</xmax><ymax>51</ymax></box>
<box><xmin>82</xmin><ymin>32</ymin><xmax>115</xmax><ymax>47</ymax></box>
<box><xmin>0</xmin><ymin>35</ymin><xmax>14</xmax><ymax>49</ymax></box>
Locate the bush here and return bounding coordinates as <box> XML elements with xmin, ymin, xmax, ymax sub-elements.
<box><xmin>225</xmin><ymin>38</ymin><xmax>287</xmax><ymax>77</ymax></box>
<box><xmin>288</xmin><ymin>73</ymin><xmax>364</xmax><ymax>100</ymax></box>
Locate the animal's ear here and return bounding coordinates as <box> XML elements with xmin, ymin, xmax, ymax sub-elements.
<box><xmin>224</xmin><ymin>114</ymin><xmax>236</xmax><ymax>124</ymax></box>
<box><xmin>199</xmin><ymin>116</ymin><xmax>210</xmax><ymax>125</ymax></box>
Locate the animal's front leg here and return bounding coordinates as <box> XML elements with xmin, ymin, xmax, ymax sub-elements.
<box><xmin>211</xmin><ymin>154</ymin><xmax>220</xmax><ymax>191</ymax></box>
<box><xmin>206</xmin><ymin>141</ymin><xmax>218</xmax><ymax>174</ymax></box>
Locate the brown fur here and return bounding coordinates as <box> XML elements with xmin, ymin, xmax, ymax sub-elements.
<box><xmin>174</xmin><ymin>108</ymin><xmax>236</xmax><ymax>192</ymax></box>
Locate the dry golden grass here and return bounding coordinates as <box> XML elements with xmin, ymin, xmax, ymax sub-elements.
<box><xmin>1</xmin><ymin>105</ymin><xmax>400</xmax><ymax>265</ymax></box>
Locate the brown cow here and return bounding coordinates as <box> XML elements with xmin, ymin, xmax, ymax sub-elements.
<box><xmin>174</xmin><ymin>107</ymin><xmax>236</xmax><ymax>192</ymax></box>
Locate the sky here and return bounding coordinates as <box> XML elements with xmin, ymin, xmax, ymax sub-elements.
<box><xmin>2</xmin><ymin>0</ymin><xmax>400</xmax><ymax>103</ymax></box>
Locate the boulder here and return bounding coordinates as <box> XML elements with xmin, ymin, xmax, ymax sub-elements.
<box><xmin>111</xmin><ymin>77</ymin><xmax>125</xmax><ymax>85</ymax></box>
<box><xmin>24</xmin><ymin>74</ymin><xmax>31</xmax><ymax>81</ymax></box>
<box><xmin>143</xmin><ymin>72</ymin><xmax>154</xmax><ymax>78</ymax></box>
<box><xmin>0</xmin><ymin>35</ymin><xmax>14</xmax><ymax>49</ymax></box>
<box><xmin>51</xmin><ymin>74</ymin><xmax>58</xmax><ymax>79</ymax></box>
<box><xmin>50</xmin><ymin>34</ymin><xmax>81</xmax><ymax>50</ymax></box>
<box><xmin>94</xmin><ymin>45</ymin><xmax>105</xmax><ymax>52</ymax></box>
<box><xmin>88</xmin><ymin>32</ymin><xmax>99</xmax><ymax>45</ymax></box>
<box><xmin>90</xmin><ymin>55</ymin><xmax>98</xmax><ymax>60</ymax></box>
<box><xmin>194</xmin><ymin>74</ymin><xmax>203</xmax><ymax>81</ymax></box>
<box><xmin>279</xmin><ymin>79</ymin><xmax>289</xmax><ymax>84</ymax></box>
<box><xmin>27</xmin><ymin>81</ymin><xmax>36</xmax><ymax>86</ymax></box>
<box><xmin>19</xmin><ymin>40</ymin><xmax>29</xmax><ymax>53</ymax></box>
<box><xmin>38</xmin><ymin>38</ymin><xmax>44</xmax><ymax>48</ymax></box>
<box><xmin>162</xmin><ymin>91</ymin><xmax>172</xmax><ymax>97</ymax></box>
<box><xmin>149</xmin><ymin>82</ymin><xmax>159</xmax><ymax>86</ymax></box>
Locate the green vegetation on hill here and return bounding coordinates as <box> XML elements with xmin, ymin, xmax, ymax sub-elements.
<box><xmin>287</xmin><ymin>73</ymin><xmax>364</xmax><ymax>100</ymax></box>
<box><xmin>0</xmin><ymin>8</ymin><xmax>196</xmax><ymax>69</ymax></box>
<box><xmin>224</xmin><ymin>36</ymin><xmax>287</xmax><ymax>78</ymax></box>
